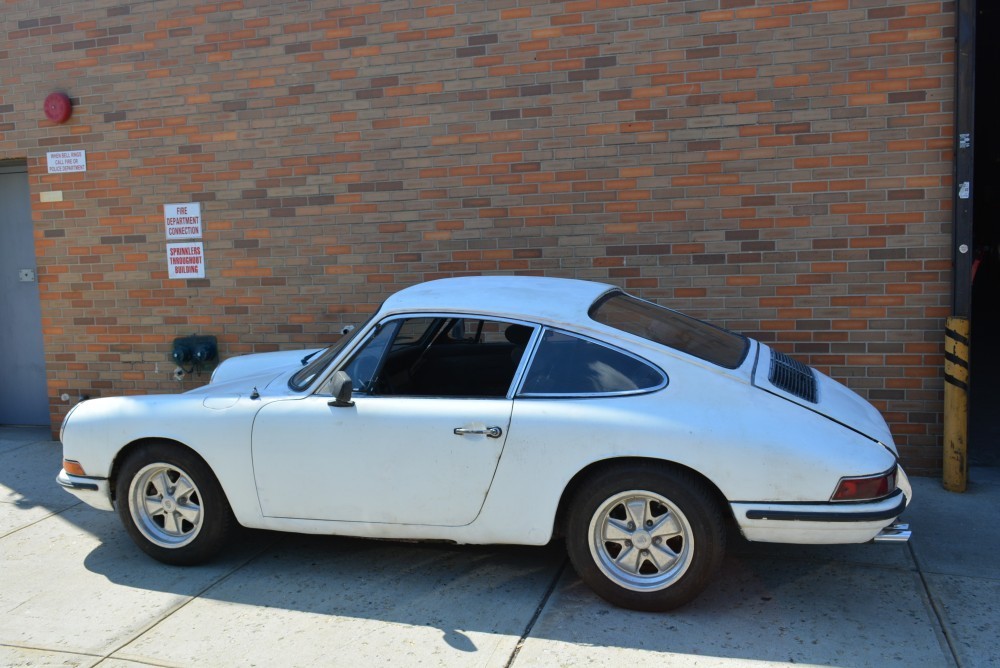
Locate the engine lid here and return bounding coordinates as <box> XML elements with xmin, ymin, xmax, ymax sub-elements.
<box><xmin>752</xmin><ymin>344</ymin><xmax>896</xmax><ymax>453</ymax></box>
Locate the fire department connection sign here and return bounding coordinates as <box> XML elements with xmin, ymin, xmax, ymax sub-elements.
<box><xmin>164</xmin><ymin>203</ymin><xmax>205</xmax><ymax>279</ymax></box>
<box><xmin>164</xmin><ymin>202</ymin><xmax>202</xmax><ymax>239</ymax></box>
<box><xmin>167</xmin><ymin>242</ymin><xmax>205</xmax><ymax>279</ymax></box>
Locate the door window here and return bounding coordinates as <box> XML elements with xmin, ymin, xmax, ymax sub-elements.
<box><xmin>340</xmin><ymin>316</ymin><xmax>535</xmax><ymax>398</ymax></box>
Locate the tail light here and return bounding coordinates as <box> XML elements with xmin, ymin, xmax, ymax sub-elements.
<box><xmin>832</xmin><ymin>468</ymin><xmax>897</xmax><ymax>502</ymax></box>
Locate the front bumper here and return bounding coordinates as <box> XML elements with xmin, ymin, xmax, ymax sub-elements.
<box><xmin>732</xmin><ymin>466</ymin><xmax>913</xmax><ymax>545</ymax></box>
<box><xmin>56</xmin><ymin>469</ymin><xmax>114</xmax><ymax>511</ymax></box>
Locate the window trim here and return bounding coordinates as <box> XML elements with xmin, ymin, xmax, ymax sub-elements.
<box><xmin>323</xmin><ymin>312</ymin><xmax>541</xmax><ymax>400</ymax></box>
<box><xmin>588</xmin><ymin>290</ymin><xmax>750</xmax><ymax>370</ymax></box>
<box><xmin>515</xmin><ymin>326</ymin><xmax>668</xmax><ymax>399</ymax></box>
<box><xmin>288</xmin><ymin>312</ymin><xmax>376</xmax><ymax>392</ymax></box>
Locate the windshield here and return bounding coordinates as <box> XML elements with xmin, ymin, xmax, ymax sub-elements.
<box><xmin>288</xmin><ymin>314</ymin><xmax>374</xmax><ymax>391</ymax></box>
<box><xmin>589</xmin><ymin>292</ymin><xmax>749</xmax><ymax>369</ymax></box>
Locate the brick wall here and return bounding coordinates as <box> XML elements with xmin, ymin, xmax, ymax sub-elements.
<box><xmin>0</xmin><ymin>0</ymin><xmax>954</xmax><ymax>473</ymax></box>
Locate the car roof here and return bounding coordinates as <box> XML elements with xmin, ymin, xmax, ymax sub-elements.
<box><xmin>380</xmin><ymin>276</ymin><xmax>618</xmax><ymax>326</ymax></box>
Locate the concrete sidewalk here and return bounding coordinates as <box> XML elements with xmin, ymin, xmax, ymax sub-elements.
<box><xmin>0</xmin><ymin>425</ymin><xmax>996</xmax><ymax>667</ymax></box>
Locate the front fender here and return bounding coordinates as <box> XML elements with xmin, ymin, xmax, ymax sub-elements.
<box><xmin>59</xmin><ymin>393</ymin><xmax>278</xmax><ymax>527</ymax></box>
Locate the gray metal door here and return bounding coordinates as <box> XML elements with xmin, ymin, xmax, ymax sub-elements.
<box><xmin>0</xmin><ymin>163</ymin><xmax>49</xmax><ymax>426</ymax></box>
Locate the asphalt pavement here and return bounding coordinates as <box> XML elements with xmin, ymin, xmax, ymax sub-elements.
<box><xmin>1</xmin><ymin>425</ymin><xmax>997</xmax><ymax>667</ymax></box>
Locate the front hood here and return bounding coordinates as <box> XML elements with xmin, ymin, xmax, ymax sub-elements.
<box><xmin>187</xmin><ymin>367</ymin><xmax>293</xmax><ymax>397</ymax></box>
<box><xmin>753</xmin><ymin>344</ymin><xmax>896</xmax><ymax>451</ymax></box>
<box><xmin>209</xmin><ymin>348</ymin><xmax>321</xmax><ymax>385</ymax></box>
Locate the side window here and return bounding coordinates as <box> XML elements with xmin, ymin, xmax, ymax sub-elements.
<box><xmin>341</xmin><ymin>320</ymin><xmax>402</xmax><ymax>393</ymax></box>
<box><xmin>520</xmin><ymin>329</ymin><xmax>665</xmax><ymax>396</ymax></box>
<box><xmin>339</xmin><ymin>316</ymin><xmax>535</xmax><ymax>398</ymax></box>
<box><xmin>393</xmin><ymin>318</ymin><xmax>433</xmax><ymax>346</ymax></box>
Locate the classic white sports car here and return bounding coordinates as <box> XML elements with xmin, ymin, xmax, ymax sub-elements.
<box><xmin>58</xmin><ymin>276</ymin><xmax>911</xmax><ymax>610</ymax></box>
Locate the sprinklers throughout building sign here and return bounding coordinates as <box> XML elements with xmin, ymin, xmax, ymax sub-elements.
<box><xmin>167</xmin><ymin>242</ymin><xmax>205</xmax><ymax>279</ymax></box>
<box><xmin>164</xmin><ymin>202</ymin><xmax>205</xmax><ymax>279</ymax></box>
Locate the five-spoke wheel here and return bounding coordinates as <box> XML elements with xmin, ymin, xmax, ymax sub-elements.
<box><xmin>116</xmin><ymin>442</ymin><xmax>234</xmax><ymax>565</ymax></box>
<box><xmin>588</xmin><ymin>490</ymin><xmax>694</xmax><ymax>592</ymax></box>
<box><xmin>567</xmin><ymin>464</ymin><xmax>725</xmax><ymax>611</ymax></box>
<box><xmin>128</xmin><ymin>462</ymin><xmax>205</xmax><ymax>549</ymax></box>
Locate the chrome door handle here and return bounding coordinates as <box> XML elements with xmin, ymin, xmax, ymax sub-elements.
<box><xmin>454</xmin><ymin>426</ymin><xmax>503</xmax><ymax>439</ymax></box>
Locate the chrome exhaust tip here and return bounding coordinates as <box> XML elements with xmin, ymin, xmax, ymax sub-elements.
<box><xmin>873</xmin><ymin>523</ymin><xmax>911</xmax><ymax>543</ymax></box>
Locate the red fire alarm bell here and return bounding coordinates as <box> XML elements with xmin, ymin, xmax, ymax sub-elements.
<box><xmin>44</xmin><ymin>92</ymin><xmax>72</xmax><ymax>124</ymax></box>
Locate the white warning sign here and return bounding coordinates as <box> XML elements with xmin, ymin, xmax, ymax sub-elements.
<box><xmin>164</xmin><ymin>202</ymin><xmax>202</xmax><ymax>239</ymax></box>
<box><xmin>167</xmin><ymin>242</ymin><xmax>205</xmax><ymax>279</ymax></box>
<box><xmin>46</xmin><ymin>150</ymin><xmax>87</xmax><ymax>173</ymax></box>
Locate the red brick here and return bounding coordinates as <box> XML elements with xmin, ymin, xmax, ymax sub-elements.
<box><xmin>0</xmin><ymin>0</ymin><xmax>955</xmax><ymax>473</ymax></box>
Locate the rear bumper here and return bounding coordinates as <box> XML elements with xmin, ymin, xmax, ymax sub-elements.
<box><xmin>732</xmin><ymin>466</ymin><xmax>912</xmax><ymax>545</ymax></box>
<box><xmin>56</xmin><ymin>469</ymin><xmax>114</xmax><ymax>511</ymax></box>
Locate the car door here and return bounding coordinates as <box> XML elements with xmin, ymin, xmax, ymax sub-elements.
<box><xmin>250</xmin><ymin>315</ymin><xmax>534</xmax><ymax>526</ymax></box>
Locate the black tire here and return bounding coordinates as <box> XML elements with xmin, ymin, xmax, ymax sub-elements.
<box><xmin>565</xmin><ymin>463</ymin><xmax>726</xmax><ymax>611</ymax></box>
<box><xmin>115</xmin><ymin>442</ymin><xmax>235</xmax><ymax>566</ymax></box>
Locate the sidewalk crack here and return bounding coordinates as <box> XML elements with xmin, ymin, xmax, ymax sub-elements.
<box><xmin>909</xmin><ymin>541</ymin><xmax>962</xmax><ymax>667</ymax></box>
<box><xmin>504</xmin><ymin>557</ymin><xmax>567</xmax><ymax>668</ymax></box>
<box><xmin>97</xmin><ymin>534</ymin><xmax>277</xmax><ymax>664</ymax></box>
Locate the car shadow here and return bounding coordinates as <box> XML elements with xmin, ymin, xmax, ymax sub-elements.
<box><xmin>82</xmin><ymin>524</ymin><xmax>567</xmax><ymax>654</ymax></box>
<box><xmin>75</xmin><ymin>519</ymin><xmax>934</xmax><ymax>665</ymax></box>
<box><xmin>0</xmin><ymin>430</ymin><xmax>81</xmax><ymax>535</ymax></box>
<box><xmin>3</xmin><ymin>432</ymin><xmax>939</xmax><ymax>665</ymax></box>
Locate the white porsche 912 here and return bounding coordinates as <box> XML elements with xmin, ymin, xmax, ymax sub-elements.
<box><xmin>58</xmin><ymin>276</ymin><xmax>911</xmax><ymax>610</ymax></box>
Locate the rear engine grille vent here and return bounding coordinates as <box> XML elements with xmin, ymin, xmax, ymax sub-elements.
<box><xmin>769</xmin><ymin>351</ymin><xmax>817</xmax><ymax>403</ymax></box>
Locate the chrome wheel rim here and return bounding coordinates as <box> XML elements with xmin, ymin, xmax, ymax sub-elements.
<box><xmin>588</xmin><ymin>490</ymin><xmax>694</xmax><ymax>592</ymax></box>
<box><xmin>128</xmin><ymin>463</ymin><xmax>204</xmax><ymax>549</ymax></box>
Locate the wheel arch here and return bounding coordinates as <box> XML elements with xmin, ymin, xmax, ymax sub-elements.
<box><xmin>554</xmin><ymin>457</ymin><xmax>733</xmax><ymax>539</ymax></box>
<box><xmin>109</xmin><ymin>437</ymin><xmax>209</xmax><ymax>504</ymax></box>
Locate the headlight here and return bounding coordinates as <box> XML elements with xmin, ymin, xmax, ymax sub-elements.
<box><xmin>59</xmin><ymin>401</ymin><xmax>83</xmax><ymax>443</ymax></box>
<box><xmin>210</xmin><ymin>361</ymin><xmax>225</xmax><ymax>383</ymax></box>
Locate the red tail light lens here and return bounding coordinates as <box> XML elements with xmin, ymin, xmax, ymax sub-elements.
<box><xmin>832</xmin><ymin>469</ymin><xmax>897</xmax><ymax>501</ymax></box>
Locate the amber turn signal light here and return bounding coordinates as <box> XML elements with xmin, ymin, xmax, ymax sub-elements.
<box><xmin>62</xmin><ymin>459</ymin><xmax>87</xmax><ymax>476</ymax></box>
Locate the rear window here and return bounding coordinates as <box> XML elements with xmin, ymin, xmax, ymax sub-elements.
<box><xmin>589</xmin><ymin>292</ymin><xmax>749</xmax><ymax>369</ymax></box>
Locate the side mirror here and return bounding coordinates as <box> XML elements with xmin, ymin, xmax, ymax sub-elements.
<box><xmin>327</xmin><ymin>371</ymin><xmax>355</xmax><ymax>408</ymax></box>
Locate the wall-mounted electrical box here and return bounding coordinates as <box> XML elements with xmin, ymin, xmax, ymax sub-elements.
<box><xmin>171</xmin><ymin>335</ymin><xmax>218</xmax><ymax>373</ymax></box>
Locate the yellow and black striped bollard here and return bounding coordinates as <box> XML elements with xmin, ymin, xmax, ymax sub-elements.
<box><xmin>943</xmin><ymin>316</ymin><xmax>970</xmax><ymax>492</ymax></box>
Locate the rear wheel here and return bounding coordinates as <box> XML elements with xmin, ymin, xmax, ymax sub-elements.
<box><xmin>115</xmin><ymin>442</ymin><xmax>235</xmax><ymax>565</ymax></box>
<box><xmin>566</xmin><ymin>464</ymin><xmax>725</xmax><ymax>611</ymax></box>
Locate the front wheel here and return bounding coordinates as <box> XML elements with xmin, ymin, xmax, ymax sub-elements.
<box><xmin>565</xmin><ymin>464</ymin><xmax>726</xmax><ymax>611</ymax></box>
<box><xmin>115</xmin><ymin>442</ymin><xmax>235</xmax><ymax>565</ymax></box>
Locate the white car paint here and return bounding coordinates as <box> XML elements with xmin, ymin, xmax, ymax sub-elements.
<box><xmin>252</xmin><ymin>395</ymin><xmax>512</xmax><ymax>525</ymax></box>
<box><xmin>209</xmin><ymin>348</ymin><xmax>321</xmax><ymax>385</ymax></box>
<box><xmin>752</xmin><ymin>344</ymin><xmax>896</xmax><ymax>450</ymax></box>
<box><xmin>58</xmin><ymin>276</ymin><xmax>911</xmax><ymax>553</ymax></box>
